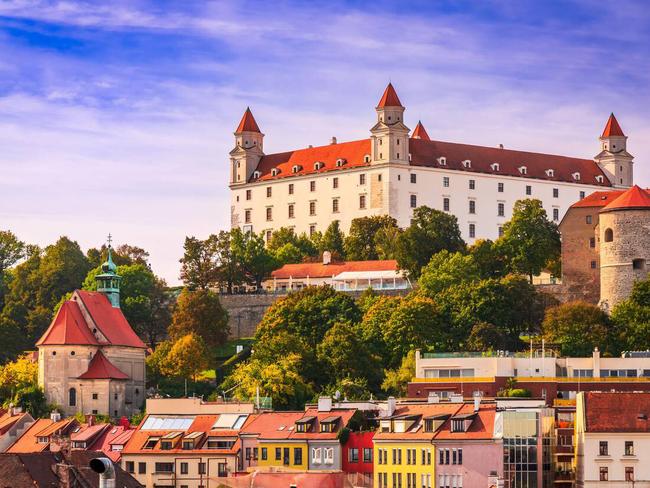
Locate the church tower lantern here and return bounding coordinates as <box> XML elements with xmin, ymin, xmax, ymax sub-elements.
<box><xmin>95</xmin><ymin>235</ymin><xmax>121</xmax><ymax>308</ymax></box>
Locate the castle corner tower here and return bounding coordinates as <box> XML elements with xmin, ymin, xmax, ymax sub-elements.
<box><xmin>595</xmin><ymin>113</ymin><xmax>634</xmax><ymax>188</ymax></box>
<box><xmin>230</xmin><ymin>107</ymin><xmax>264</xmax><ymax>185</ymax></box>
<box><xmin>370</xmin><ymin>83</ymin><xmax>410</xmax><ymax>165</ymax></box>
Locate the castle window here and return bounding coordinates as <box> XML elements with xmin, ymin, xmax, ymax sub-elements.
<box><xmin>337</xmin><ymin>158</ymin><xmax>347</xmax><ymax>167</ymax></box>
<box><xmin>590</xmin><ymin>237</ymin><xmax>596</xmax><ymax>248</ymax></box>
<box><xmin>573</xmin><ymin>172</ymin><xmax>581</xmax><ymax>181</ymax></box>
<box><xmin>246</xmin><ymin>190</ymin><xmax>251</xmax><ymax>200</ymax></box>
<box><xmin>443</xmin><ymin>177</ymin><xmax>450</xmax><ymax>188</ymax></box>
<box><xmin>595</xmin><ymin>175</ymin><xmax>604</xmax><ymax>183</ymax></box>
<box><xmin>309</xmin><ymin>202</ymin><xmax>316</xmax><ymax>216</ymax></box>
<box><xmin>580</xmin><ymin>191</ymin><xmax>586</xmax><ymax>199</ymax></box>
<box><xmin>266</xmin><ymin>230</ymin><xmax>272</xmax><ymax>241</ymax></box>
<box><xmin>288</xmin><ymin>184</ymin><xmax>294</xmax><ymax>195</ymax></box>
<box><xmin>498</xmin><ymin>226</ymin><xmax>504</xmax><ymax>237</ymax></box>
<box><xmin>71</xmin><ymin>351</ymin><xmax>75</xmax><ymax>356</ymax></box>
<box><xmin>586</xmin><ymin>215</ymin><xmax>592</xmax><ymax>224</ymax></box>
<box><xmin>266</xmin><ymin>207</ymin><xmax>272</xmax><ymax>221</ymax></box>
<box><xmin>437</xmin><ymin>157</ymin><xmax>447</xmax><ymax>166</ymax></box>
<box><xmin>553</xmin><ymin>208</ymin><xmax>559</xmax><ymax>221</ymax></box>
<box><xmin>469</xmin><ymin>200</ymin><xmax>476</xmax><ymax>214</ymax></box>
<box><xmin>288</xmin><ymin>204</ymin><xmax>295</xmax><ymax>219</ymax></box>
<box><xmin>462</xmin><ymin>160</ymin><xmax>471</xmax><ymax>168</ymax></box>
<box><xmin>553</xmin><ymin>188</ymin><xmax>559</xmax><ymax>198</ymax></box>
<box><xmin>364</xmin><ymin>155</ymin><xmax>370</xmax><ymax>163</ymax></box>
<box><xmin>410</xmin><ymin>195</ymin><xmax>417</xmax><ymax>208</ymax></box>
<box><xmin>332</xmin><ymin>199</ymin><xmax>339</xmax><ymax>213</ymax></box>
<box><xmin>253</xmin><ymin>171</ymin><xmax>260</xmax><ymax>179</ymax></box>
<box><xmin>410</xmin><ymin>174</ymin><xmax>416</xmax><ymax>184</ymax></box>
<box><xmin>469</xmin><ymin>224</ymin><xmax>476</xmax><ymax>238</ymax></box>
<box><xmin>491</xmin><ymin>163</ymin><xmax>500</xmax><ymax>171</ymax></box>
<box><xmin>443</xmin><ymin>198</ymin><xmax>450</xmax><ymax>212</ymax></box>
<box><xmin>498</xmin><ymin>182</ymin><xmax>504</xmax><ymax>193</ymax></box>
<box><xmin>92</xmin><ymin>393</ymin><xmax>98</xmax><ymax>400</ymax></box>
<box><xmin>360</xmin><ymin>174</ymin><xmax>366</xmax><ymax>185</ymax></box>
<box><xmin>469</xmin><ymin>179</ymin><xmax>475</xmax><ymax>190</ymax></box>
<box><xmin>604</xmin><ymin>228</ymin><xmax>614</xmax><ymax>242</ymax></box>
<box><xmin>633</xmin><ymin>259</ymin><xmax>645</xmax><ymax>270</ymax></box>
<box><xmin>309</xmin><ymin>225</ymin><xmax>316</xmax><ymax>237</ymax></box>
<box><xmin>396</xmin><ymin>139</ymin><xmax>400</xmax><ymax>145</ymax></box>
<box><xmin>333</xmin><ymin>177</ymin><xmax>339</xmax><ymax>189</ymax></box>
<box><xmin>546</xmin><ymin>169</ymin><xmax>554</xmax><ymax>177</ymax></box>
<box><xmin>245</xmin><ymin>210</ymin><xmax>251</xmax><ymax>223</ymax></box>
<box><xmin>359</xmin><ymin>195</ymin><xmax>366</xmax><ymax>209</ymax></box>
<box><xmin>591</xmin><ymin>260</ymin><xmax>597</xmax><ymax>269</ymax></box>
<box><xmin>498</xmin><ymin>203</ymin><xmax>505</xmax><ymax>217</ymax></box>
<box><xmin>292</xmin><ymin>165</ymin><xmax>301</xmax><ymax>174</ymax></box>
<box><xmin>310</xmin><ymin>181</ymin><xmax>316</xmax><ymax>192</ymax></box>
<box><xmin>266</xmin><ymin>187</ymin><xmax>272</xmax><ymax>198</ymax></box>
<box><xmin>526</xmin><ymin>185</ymin><xmax>532</xmax><ymax>195</ymax></box>
<box><xmin>314</xmin><ymin>162</ymin><xmax>324</xmax><ymax>170</ymax></box>
<box><xmin>52</xmin><ymin>351</ymin><xmax>56</xmax><ymax>356</ymax></box>
<box><xmin>69</xmin><ymin>388</ymin><xmax>77</xmax><ymax>407</ymax></box>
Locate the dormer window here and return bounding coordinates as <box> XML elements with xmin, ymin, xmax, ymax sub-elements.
<box><xmin>319</xmin><ymin>416</ymin><xmax>340</xmax><ymax>433</ymax></box>
<box><xmin>314</xmin><ymin>161</ymin><xmax>324</xmax><ymax>170</ymax></box>
<box><xmin>596</xmin><ymin>175</ymin><xmax>604</xmax><ymax>183</ymax></box>
<box><xmin>451</xmin><ymin>419</ymin><xmax>465</xmax><ymax>432</ymax></box>
<box><xmin>363</xmin><ymin>155</ymin><xmax>370</xmax><ymax>163</ymax></box>
<box><xmin>462</xmin><ymin>160</ymin><xmax>471</xmax><ymax>168</ymax></box>
<box><xmin>545</xmin><ymin>169</ymin><xmax>555</xmax><ymax>177</ymax></box>
<box><xmin>336</xmin><ymin>158</ymin><xmax>347</xmax><ymax>167</ymax></box>
<box><xmin>437</xmin><ymin>157</ymin><xmax>447</xmax><ymax>166</ymax></box>
<box><xmin>292</xmin><ymin>165</ymin><xmax>302</xmax><ymax>174</ymax></box>
<box><xmin>252</xmin><ymin>171</ymin><xmax>261</xmax><ymax>179</ymax></box>
<box><xmin>271</xmin><ymin>168</ymin><xmax>280</xmax><ymax>177</ymax></box>
<box><xmin>490</xmin><ymin>163</ymin><xmax>500</xmax><ymax>171</ymax></box>
<box><xmin>572</xmin><ymin>172</ymin><xmax>581</xmax><ymax>181</ymax></box>
<box><xmin>518</xmin><ymin>166</ymin><xmax>527</xmax><ymax>175</ymax></box>
<box><xmin>295</xmin><ymin>416</ymin><xmax>316</xmax><ymax>433</ymax></box>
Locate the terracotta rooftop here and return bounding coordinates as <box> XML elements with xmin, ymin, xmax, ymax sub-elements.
<box><xmin>569</xmin><ymin>190</ymin><xmax>625</xmax><ymax>208</ymax></box>
<box><xmin>36</xmin><ymin>300</ymin><xmax>99</xmax><ymax>346</ymax></box>
<box><xmin>377</xmin><ymin>82</ymin><xmax>403</xmax><ymax>108</ymax></box>
<box><xmin>271</xmin><ymin>259</ymin><xmax>398</xmax><ymax>279</ymax></box>
<box><xmin>240</xmin><ymin>408</ymin><xmax>357</xmax><ymax>441</ymax></box>
<box><xmin>601</xmin><ymin>185</ymin><xmax>650</xmax><ymax>212</ymax></box>
<box><xmin>584</xmin><ymin>392</ymin><xmax>650</xmax><ymax>432</ymax></box>
<box><xmin>70</xmin><ymin>423</ymin><xmax>110</xmax><ymax>443</ymax></box>
<box><xmin>7</xmin><ymin>419</ymin><xmax>54</xmax><ymax>453</ymax></box>
<box><xmin>433</xmin><ymin>403</ymin><xmax>496</xmax><ymax>440</ymax></box>
<box><xmin>601</xmin><ymin>113</ymin><xmax>625</xmax><ymax>137</ymax></box>
<box><xmin>0</xmin><ymin>452</ymin><xmax>60</xmax><ymax>488</ymax></box>
<box><xmin>87</xmin><ymin>425</ymin><xmax>133</xmax><ymax>462</ymax></box>
<box><xmin>373</xmin><ymin>404</ymin><xmax>463</xmax><ymax>441</ymax></box>
<box><xmin>235</xmin><ymin>107</ymin><xmax>261</xmax><ymax>133</ymax></box>
<box><xmin>0</xmin><ymin>412</ymin><xmax>30</xmax><ymax>435</ymax></box>
<box><xmin>77</xmin><ymin>350</ymin><xmax>129</xmax><ymax>380</ymax></box>
<box><xmin>412</xmin><ymin>121</ymin><xmax>430</xmax><ymax>141</ymax></box>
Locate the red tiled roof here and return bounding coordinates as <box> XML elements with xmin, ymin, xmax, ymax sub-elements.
<box><xmin>601</xmin><ymin>185</ymin><xmax>650</xmax><ymax>212</ymax></box>
<box><xmin>570</xmin><ymin>190</ymin><xmax>625</xmax><ymax>208</ymax></box>
<box><xmin>412</xmin><ymin>121</ymin><xmax>430</xmax><ymax>141</ymax></box>
<box><xmin>236</xmin><ymin>107</ymin><xmax>261</xmax><ymax>133</ymax></box>
<box><xmin>78</xmin><ymin>350</ymin><xmax>130</xmax><ymax>380</ymax></box>
<box><xmin>76</xmin><ymin>291</ymin><xmax>147</xmax><ymax>349</ymax></box>
<box><xmin>373</xmin><ymin>404</ymin><xmax>463</xmax><ymax>441</ymax></box>
<box><xmin>7</xmin><ymin>419</ymin><xmax>54</xmax><ymax>453</ymax></box>
<box><xmin>584</xmin><ymin>392</ymin><xmax>650</xmax><ymax>432</ymax></box>
<box><xmin>36</xmin><ymin>301</ymin><xmax>99</xmax><ymax>346</ymax></box>
<box><xmin>252</xmin><ymin>137</ymin><xmax>611</xmax><ymax>187</ymax></box>
<box><xmin>377</xmin><ymin>83</ymin><xmax>402</xmax><ymax>107</ymax></box>
<box><xmin>271</xmin><ymin>260</ymin><xmax>398</xmax><ymax>279</ymax></box>
<box><xmin>70</xmin><ymin>423</ymin><xmax>110</xmax><ymax>443</ymax></box>
<box><xmin>0</xmin><ymin>412</ymin><xmax>29</xmax><ymax>435</ymax></box>
<box><xmin>433</xmin><ymin>403</ymin><xmax>496</xmax><ymax>440</ymax></box>
<box><xmin>240</xmin><ymin>409</ymin><xmax>356</xmax><ymax>441</ymax></box>
<box><xmin>88</xmin><ymin>425</ymin><xmax>133</xmax><ymax>462</ymax></box>
<box><xmin>601</xmin><ymin>113</ymin><xmax>625</xmax><ymax>137</ymax></box>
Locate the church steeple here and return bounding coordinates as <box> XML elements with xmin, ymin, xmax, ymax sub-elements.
<box><xmin>95</xmin><ymin>235</ymin><xmax>121</xmax><ymax>308</ymax></box>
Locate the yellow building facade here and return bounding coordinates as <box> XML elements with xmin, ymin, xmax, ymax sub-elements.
<box><xmin>374</xmin><ymin>441</ymin><xmax>434</xmax><ymax>488</ymax></box>
<box><xmin>256</xmin><ymin>441</ymin><xmax>308</xmax><ymax>470</ymax></box>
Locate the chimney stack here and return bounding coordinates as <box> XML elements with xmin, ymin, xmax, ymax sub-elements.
<box><xmin>386</xmin><ymin>396</ymin><xmax>396</xmax><ymax>417</ymax></box>
<box><xmin>331</xmin><ymin>136</ymin><xmax>337</xmax><ymax>145</ymax></box>
<box><xmin>318</xmin><ymin>396</ymin><xmax>332</xmax><ymax>412</ymax></box>
<box><xmin>322</xmin><ymin>251</ymin><xmax>332</xmax><ymax>265</ymax></box>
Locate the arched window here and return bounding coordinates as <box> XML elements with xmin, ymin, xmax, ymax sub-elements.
<box><xmin>604</xmin><ymin>228</ymin><xmax>614</xmax><ymax>242</ymax></box>
<box><xmin>69</xmin><ymin>387</ymin><xmax>77</xmax><ymax>407</ymax></box>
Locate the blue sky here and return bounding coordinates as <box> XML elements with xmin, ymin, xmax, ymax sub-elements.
<box><xmin>1</xmin><ymin>0</ymin><xmax>649</xmax><ymax>284</ymax></box>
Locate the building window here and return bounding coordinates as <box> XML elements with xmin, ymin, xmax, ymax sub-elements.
<box><xmin>633</xmin><ymin>258</ymin><xmax>646</xmax><ymax>270</ymax></box>
<box><xmin>180</xmin><ymin>462</ymin><xmax>188</xmax><ymax>475</ymax></box>
<box><xmin>360</xmin><ymin>174</ymin><xmax>366</xmax><ymax>185</ymax></box>
<box><xmin>498</xmin><ymin>226</ymin><xmax>504</xmax><ymax>237</ymax></box>
<box><xmin>443</xmin><ymin>176</ymin><xmax>450</xmax><ymax>187</ymax></box>
<box><xmin>332</xmin><ymin>199</ymin><xmax>339</xmax><ymax>213</ymax></box>
<box><xmin>155</xmin><ymin>463</ymin><xmax>174</xmax><ymax>473</ymax></box>
<box><xmin>310</xmin><ymin>181</ymin><xmax>316</xmax><ymax>192</ymax></box>
<box><xmin>363</xmin><ymin>448</ymin><xmax>372</xmax><ymax>463</ymax></box>
<box><xmin>69</xmin><ymin>388</ymin><xmax>76</xmax><ymax>407</ymax></box>
<box><xmin>218</xmin><ymin>463</ymin><xmax>227</xmax><ymax>477</ymax></box>
<box><xmin>580</xmin><ymin>191</ymin><xmax>586</xmax><ymax>199</ymax></box>
<box><xmin>275</xmin><ymin>447</ymin><xmax>282</xmax><ymax>461</ymax></box>
<box><xmin>288</xmin><ymin>204</ymin><xmax>294</xmax><ymax>218</ymax></box>
<box><xmin>625</xmin><ymin>441</ymin><xmax>634</xmax><ymax>456</ymax></box>
<box><xmin>604</xmin><ymin>228</ymin><xmax>613</xmax><ymax>242</ymax></box>
<box><xmin>553</xmin><ymin>188</ymin><xmax>559</xmax><ymax>198</ymax></box>
<box><xmin>309</xmin><ymin>201</ymin><xmax>316</xmax><ymax>216</ymax></box>
<box><xmin>261</xmin><ymin>447</ymin><xmax>267</xmax><ymax>460</ymax></box>
<box><xmin>265</xmin><ymin>230</ymin><xmax>271</xmax><ymax>242</ymax></box>
<box><xmin>586</xmin><ymin>215</ymin><xmax>592</xmax><ymax>224</ymax></box>
<box><xmin>626</xmin><ymin>467</ymin><xmax>634</xmax><ymax>481</ymax></box>
<box><xmin>526</xmin><ymin>185</ymin><xmax>531</xmax><ymax>195</ymax></box>
<box><xmin>92</xmin><ymin>393</ymin><xmax>98</xmax><ymax>400</ymax></box>
<box><xmin>198</xmin><ymin>462</ymin><xmax>206</xmax><ymax>475</ymax></box>
<box><xmin>138</xmin><ymin>462</ymin><xmax>146</xmax><ymax>474</ymax></box>
<box><xmin>469</xmin><ymin>179</ymin><xmax>475</xmax><ymax>190</ymax></box>
<box><xmin>591</xmin><ymin>260</ymin><xmax>597</xmax><ymax>269</ymax></box>
<box><xmin>410</xmin><ymin>195</ymin><xmax>417</xmax><ymax>208</ymax></box>
<box><xmin>600</xmin><ymin>467</ymin><xmax>608</xmax><ymax>481</ymax></box>
<box><xmin>498</xmin><ymin>182</ymin><xmax>504</xmax><ymax>192</ymax></box>
<box><xmin>589</xmin><ymin>237</ymin><xmax>595</xmax><ymax>248</ymax></box>
<box><xmin>553</xmin><ymin>208</ymin><xmax>559</xmax><ymax>221</ymax></box>
<box><xmin>599</xmin><ymin>441</ymin><xmax>608</xmax><ymax>456</ymax></box>
<box><xmin>443</xmin><ymin>198</ymin><xmax>450</xmax><ymax>212</ymax></box>
<box><xmin>469</xmin><ymin>200</ymin><xmax>475</xmax><ymax>214</ymax></box>
<box><xmin>288</xmin><ymin>183</ymin><xmax>294</xmax><ymax>195</ymax></box>
<box><xmin>266</xmin><ymin>187</ymin><xmax>272</xmax><ymax>198</ymax></box>
<box><xmin>126</xmin><ymin>461</ymin><xmax>134</xmax><ymax>473</ymax></box>
<box><xmin>349</xmin><ymin>448</ymin><xmax>359</xmax><ymax>463</ymax></box>
<box><xmin>246</xmin><ymin>189</ymin><xmax>251</xmax><ymax>200</ymax></box>
<box><xmin>309</xmin><ymin>225</ymin><xmax>316</xmax><ymax>237</ymax></box>
<box><xmin>266</xmin><ymin>207</ymin><xmax>272</xmax><ymax>221</ymax></box>
<box><xmin>498</xmin><ymin>203</ymin><xmax>505</xmax><ymax>217</ymax></box>
<box><xmin>333</xmin><ymin>177</ymin><xmax>339</xmax><ymax>189</ymax></box>
<box><xmin>411</xmin><ymin>173</ymin><xmax>417</xmax><ymax>184</ymax></box>
<box><xmin>469</xmin><ymin>224</ymin><xmax>475</xmax><ymax>238</ymax></box>
<box><xmin>359</xmin><ymin>195</ymin><xmax>366</xmax><ymax>209</ymax></box>
<box><xmin>245</xmin><ymin>209</ymin><xmax>251</xmax><ymax>223</ymax></box>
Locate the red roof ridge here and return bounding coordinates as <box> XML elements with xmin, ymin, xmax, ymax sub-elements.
<box><xmin>235</xmin><ymin>107</ymin><xmax>261</xmax><ymax>133</ymax></box>
<box><xmin>36</xmin><ymin>300</ymin><xmax>99</xmax><ymax>347</ymax></box>
<box><xmin>412</xmin><ymin>121</ymin><xmax>430</xmax><ymax>141</ymax></box>
<box><xmin>377</xmin><ymin>83</ymin><xmax>402</xmax><ymax>108</ymax></box>
<box><xmin>601</xmin><ymin>113</ymin><xmax>625</xmax><ymax>137</ymax></box>
<box><xmin>271</xmin><ymin>259</ymin><xmax>399</xmax><ymax>279</ymax></box>
<box><xmin>601</xmin><ymin>185</ymin><xmax>650</xmax><ymax>212</ymax></box>
<box><xmin>78</xmin><ymin>350</ymin><xmax>130</xmax><ymax>380</ymax></box>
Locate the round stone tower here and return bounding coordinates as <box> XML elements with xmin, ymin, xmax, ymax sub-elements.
<box><xmin>599</xmin><ymin>185</ymin><xmax>650</xmax><ymax>312</ymax></box>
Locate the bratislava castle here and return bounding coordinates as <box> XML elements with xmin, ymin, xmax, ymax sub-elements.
<box><xmin>229</xmin><ymin>83</ymin><xmax>633</xmax><ymax>242</ymax></box>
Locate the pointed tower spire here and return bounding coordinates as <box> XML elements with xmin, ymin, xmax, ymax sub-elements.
<box><xmin>601</xmin><ymin>113</ymin><xmax>625</xmax><ymax>137</ymax></box>
<box><xmin>412</xmin><ymin>121</ymin><xmax>430</xmax><ymax>141</ymax></box>
<box><xmin>377</xmin><ymin>83</ymin><xmax>403</xmax><ymax>108</ymax></box>
<box><xmin>95</xmin><ymin>235</ymin><xmax>121</xmax><ymax>308</ymax></box>
<box><xmin>235</xmin><ymin>107</ymin><xmax>261</xmax><ymax>133</ymax></box>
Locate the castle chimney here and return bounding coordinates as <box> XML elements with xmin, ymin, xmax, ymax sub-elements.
<box><xmin>499</xmin><ymin>143</ymin><xmax>504</xmax><ymax>149</ymax></box>
<box><xmin>331</xmin><ymin>136</ymin><xmax>337</xmax><ymax>145</ymax></box>
<box><xmin>322</xmin><ymin>251</ymin><xmax>332</xmax><ymax>265</ymax></box>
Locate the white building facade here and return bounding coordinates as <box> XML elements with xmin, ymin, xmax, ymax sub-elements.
<box><xmin>229</xmin><ymin>84</ymin><xmax>633</xmax><ymax>243</ymax></box>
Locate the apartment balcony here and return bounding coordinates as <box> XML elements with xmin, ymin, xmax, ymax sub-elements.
<box><xmin>554</xmin><ymin>471</ymin><xmax>574</xmax><ymax>484</ymax></box>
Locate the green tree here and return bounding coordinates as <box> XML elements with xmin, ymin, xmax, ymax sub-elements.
<box><xmin>610</xmin><ymin>279</ymin><xmax>650</xmax><ymax>352</ymax></box>
<box><xmin>542</xmin><ymin>302</ymin><xmax>610</xmax><ymax>356</ymax></box>
<box><xmin>0</xmin><ymin>353</ymin><xmax>38</xmax><ymax>398</ymax></box>
<box><xmin>466</xmin><ymin>322</ymin><xmax>507</xmax><ymax>352</ymax></box>
<box><xmin>468</xmin><ymin>239</ymin><xmax>508</xmax><ymax>279</ymax></box>
<box><xmin>497</xmin><ymin>199</ymin><xmax>561</xmax><ymax>282</ymax></box>
<box><xmin>344</xmin><ymin>216</ymin><xmax>399</xmax><ymax>260</ymax></box>
<box><xmin>169</xmin><ymin>288</ymin><xmax>229</xmax><ymax>350</ymax></box>
<box><xmin>356</xmin><ymin>287</ymin><xmax>379</xmax><ymax>315</ymax></box>
<box><xmin>321</xmin><ymin>377</ymin><xmax>372</xmax><ymax>401</ymax></box>
<box><xmin>145</xmin><ymin>340</ymin><xmax>173</xmax><ymax>384</ymax></box>
<box><xmin>232</xmin><ymin>229</ymin><xmax>277</xmax><ymax>289</ymax></box>
<box><xmin>382</xmin><ymin>350</ymin><xmax>416</xmax><ymax>397</ymax></box>
<box><xmin>319</xmin><ymin>221</ymin><xmax>346</xmax><ymax>259</ymax></box>
<box><xmin>8</xmin><ymin>385</ymin><xmax>49</xmax><ymax>418</ymax></box>
<box><xmin>418</xmin><ymin>251</ymin><xmax>480</xmax><ymax>298</ymax></box>
<box><xmin>375</xmin><ymin>225</ymin><xmax>403</xmax><ymax>260</ymax></box>
<box><xmin>395</xmin><ymin>206</ymin><xmax>465</xmax><ymax>278</ymax></box>
<box><xmin>273</xmin><ymin>243</ymin><xmax>304</xmax><ymax>266</ymax></box>
<box><xmin>357</xmin><ymin>296</ymin><xmax>402</xmax><ymax>360</ymax></box>
<box><xmin>163</xmin><ymin>333</ymin><xmax>210</xmax><ymax>381</ymax></box>
<box><xmin>0</xmin><ymin>230</ymin><xmax>25</xmax><ymax>309</ymax></box>
<box><xmin>179</xmin><ymin>236</ymin><xmax>219</xmax><ymax>290</ymax></box>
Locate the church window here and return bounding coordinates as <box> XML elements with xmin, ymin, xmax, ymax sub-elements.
<box><xmin>396</xmin><ymin>153</ymin><xmax>400</xmax><ymax>159</ymax></box>
<box><xmin>586</xmin><ymin>215</ymin><xmax>592</xmax><ymax>224</ymax></box>
<box><xmin>379</xmin><ymin>139</ymin><xmax>382</xmax><ymax>146</ymax></box>
<box><xmin>71</xmin><ymin>351</ymin><xmax>75</xmax><ymax>356</ymax></box>
<box><xmin>379</xmin><ymin>153</ymin><xmax>383</xmax><ymax>159</ymax></box>
<box><xmin>397</xmin><ymin>139</ymin><xmax>400</xmax><ymax>145</ymax></box>
<box><xmin>135</xmin><ymin>388</ymin><xmax>140</xmax><ymax>395</ymax></box>
<box><xmin>114</xmin><ymin>393</ymin><xmax>118</xmax><ymax>400</ymax></box>
<box><xmin>388</xmin><ymin>116</ymin><xmax>391</xmax><ymax>121</ymax></box>
<box><xmin>589</xmin><ymin>238</ymin><xmax>596</xmax><ymax>248</ymax></box>
<box><xmin>633</xmin><ymin>259</ymin><xmax>645</xmax><ymax>270</ymax></box>
<box><xmin>69</xmin><ymin>388</ymin><xmax>77</xmax><ymax>407</ymax></box>
<box><xmin>591</xmin><ymin>260</ymin><xmax>597</xmax><ymax>269</ymax></box>
<box><xmin>604</xmin><ymin>228</ymin><xmax>613</xmax><ymax>242</ymax></box>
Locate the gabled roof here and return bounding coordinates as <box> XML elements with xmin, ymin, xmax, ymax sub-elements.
<box><xmin>601</xmin><ymin>185</ymin><xmax>650</xmax><ymax>212</ymax></box>
<box><xmin>235</xmin><ymin>107</ymin><xmax>261</xmax><ymax>133</ymax></box>
<box><xmin>87</xmin><ymin>425</ymin><xmax>133</xmax><ymax>462</ymax></box>
<box><xmin>433</xmin><ymin>403</ymin><xmax>496</xmax><ymax>440</ymax></box>
<box><xmin>75</xmin><ymin>291</ymin><xmax>147</xmax><ymax>349</ymax></box>
<box><xmin>601</xmin><ymin>113</ymin><xmax>625</xmax><ymax>137</ymax></box>
<box><xmin>77</xmin><ymin>350</ymin><xmax>129</xmax><ymax>380</ymax></box>
<box><xmin>377</xmin><ymin>83</ymin><xmax>403</xmax><ymax>108</ymax></box>
<box><xmin>271</xmin><ymin>259</ymin><xmax>398</xmax><ymax>279</ymax></box>
<box><xmin>584</xmin><ymin>392</ymin><xmax>650</xmax><ymax>432</ymax></box>
<box><xmin>569</xmin><ymin>190</ymin><xmax>625</xmax><ymax>209</ymax></box>
<box><xmin>7</xmin><ymin>419</ymin><xmax>55</xmax><ymax>453</ymax></box>
<box><xmin>412</xmin><ymin>121</ymin><xmax>430</xmax><ymax>141</ymax></box>
<box><xmin>0</xmin><ymin>412</ymin><xmax>31</xmax><ymax>435</ymax></box>
<box><xmin>36</xmin><ymin>301</ymin><xmax>99</xmax><ymax>347</ymax></box>
<box><xmin>240</xmin><ymin>408</ymin><xmax>356</xmax><ymax>441</ymax></box>
<box><xmin>0</xmin><ymin>452</ymin><xmax>60</xmax><ymax>488</ymax></box>
<box><xmin>373</xmin><ymin>404</ymin><xmax>463</xmax><ymax>441</ymax></box>
<box><xmin>70</xmin><ymin>423</ymin><xmax>110</xmax><ymax>443</ymax></box>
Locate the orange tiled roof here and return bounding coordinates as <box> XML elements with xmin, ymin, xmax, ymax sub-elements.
<box><xmin>77</xmin><ymin>350</ymin><xmax>129</xmax><ymax>380</ymax></box>
<box><xmin>570</xmin><ymin>190</ymin><xmax>625</xmax><ymax>208</ymax></box>
<box><xmin>601</xmin><ymin>113</ymin><xmax>625</xmax><ymax>137</ymax></box>
<box><xmin>377</xmin><ymin>83</ymin><xmax>402</xmax><ymax>108</ymax></box>
<box><xmin>36</xmin><ymin>301</ymin><xmax>98</xmax><ymax>346</ymax></box>
<box><xmin>236</xmin><ymin>107</ymin><xmax>261</xmax><ymax>133</ymax></box>
<box><xmin>88</xmin><ymin>425</ymin><xmax>133</xmax><ymax>462</ymax></box>
<box><xmin>601</xmin><ymin>185</ymin><xmax>650</xmax><ymax>212</ymax></box>
<box><xmin>585</xmin><ymin>392</ymin><xmax>650</xmax><ymax>432</ymax></box>
<box><xmin>271</xmin><ymin>259</ymin><xmax>398</xmax><ymax>280</ymax></box>
<box><xmin>7</xmin><ymin>419</ymin><xmax>53</xmax><ymax>453</ymax></box>
<box><xmin>70</xmin><ymin>423</ymin><xmax>110</xmax><ymax>443</ymax></box>
<box><xmin>433</xmin><ymin>403</ymin><xmax>496</xmax><ymax>440</ymax></box>
<box><xmin>412</xmin><ymin>121</ymin><xmax>430</xmax><ymax>141</ymax></box>
<box><xmin>373</xmin><ymin>404</ymin><xmax>463</xmax><ymax>441</ymax></box>
<box><xmin>0</xmin><ymin>412</ymin><xmax>29</xmax><ymax>435</ymax></box>
<box><xmin>240</xmin><ymin>409</ymin><xmax>356</xmax><ymax>441</ymax></box>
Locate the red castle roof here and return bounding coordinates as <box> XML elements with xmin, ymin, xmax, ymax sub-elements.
<box><xmin>601</xmin><ymin>113</ymin><xmax>625</xmax><ymax>137</ymax></box>
<box><xmin>377</xmin><ymin>83</ymin><xmax>402</xmax><ymax>108</ymax></box>
<box><xmin>235</xmin><ymin>107</ymin><xmax>261</xmax><ymax>133</ymax></box>
<box><xmin>271</xmin><ymin>259</ymin><xmax>398</xmax><ymax>279</ymax></box>
<box><xmin>78</xmin><ymin>350</ymin><xmax>129</xmax><ymax>380</ymax></box>
<box><xmin>601</xmin><ymin>185</ymin><xmax>650</xmax><ymax>212</ymax></box>
<box><xmin>36</xmin><ymin>301</ymin><xmax>99</xmax><ymax>346</ymax></box>
<box><xmin>412</xmin><ymin>121</ymin><xmax>430</xmax><ymax>141</ymax></box>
